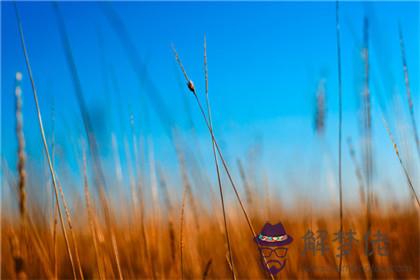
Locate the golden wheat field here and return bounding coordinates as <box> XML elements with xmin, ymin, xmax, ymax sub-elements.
<box><xmin>2</xmin><ymin>1</ymin><xmax>420</xmax><ymax>279</ymax></box>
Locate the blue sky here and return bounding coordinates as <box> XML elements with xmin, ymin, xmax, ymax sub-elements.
<box><xmin>1</xmin><ymin>2</ymin><xmax>419</xmax><ymax>205</ymax></box>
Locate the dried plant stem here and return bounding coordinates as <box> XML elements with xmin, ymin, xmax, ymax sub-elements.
<box><xmin>15</xmin><ymin>72</ymin><xmax>26</xmax><ymax>222</ymax></box>
<box><xmin>204</xmin><ymin>35</ymin><xmax>236</xmax><ymax>280</ymax></box>
<box><xmin>50</xmin><ymin>101</ymin><xmax>59</xmax><ymax>279</ymax></box>
<box><xmin>57</xmin><ymin>180</ymin><xmax>85</xmax><ymax>279</ymax></box>
<box><xmin>15</xmin><ymin>73</ymin><xmax>28</xmax><ymax>279</ymax></box>
<box><xmin>172</xmin><ymin>46</ymin><xmax>274</xmax><ymax>280</ymax></box>
<box><xmin>398</xmin><ymin>25</ymin><xmax>420</xmax><ymax>159</ymax></box>
<box><xmin>381</xmin><ymin>116</ymin><xmax>420</xmax><ymax>208</ymax></box>
<box><xmin>111</xmin><ymin>232</ymin><xmax>123</xmax><ymax>280</ymax></box>
<box><xmin>14</xmin><ymin>4</ymin><xmax>77</xmax><ymax>278</ymax></box>
<box><xmin>194</xmin><ymin>91</ymin><xmax>274</xmax><ymax>280</ymax></box>
<box><xmin>335</xmin><ymin>1</ymin><xmax>344</xmax><ymax>278</ymax></box>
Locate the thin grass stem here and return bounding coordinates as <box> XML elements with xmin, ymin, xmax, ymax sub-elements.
<box><xmin>203</xmin><ymin>35</ymin><xmax>236</xmax><ymax>280</ymax></box>
<box><xmin>14</xmin><ymin>4</ymin><xmax>77</xmax><ymax>278</ymax></box>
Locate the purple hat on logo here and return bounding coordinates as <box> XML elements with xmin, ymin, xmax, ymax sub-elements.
<box><xmin>255</xmin><ymin>222</ymin><xmax>293</xmax><ymax>247</ymax></box>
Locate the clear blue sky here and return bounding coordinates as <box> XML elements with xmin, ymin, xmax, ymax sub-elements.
<box><xmin>1</xmin><ymin>2</ymin><xmax>419</xmax><ymax>204</ymax></box>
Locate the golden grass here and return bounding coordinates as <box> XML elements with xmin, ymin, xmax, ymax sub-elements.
<box><xmin>2</xmin><ymin>196</ymin><xmax>419</xmax><ymax>278</ymax></box>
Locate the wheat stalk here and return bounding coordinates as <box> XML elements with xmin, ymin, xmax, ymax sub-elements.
<box><xmin>15</xmin><ymin>72</ymin><xmax>26</xmax><ymax>223</ymax></box>
<box><xmin>57</xmin><ymin>179</ymin><xmax>85</xmax><ymax>279</ymax></box>
<box><xmin>14</xmin><ymin>4</ymin><xmax>77</xmax><ymax>278</ymax></box>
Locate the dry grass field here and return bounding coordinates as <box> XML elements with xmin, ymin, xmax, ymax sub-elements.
<box><xmin>2</xmin><ymin>188</ymin><xmax>419</xmax><ymax>278</ymax></box>
<box><xmin>2</xmin><ymin>2</ymin><xmax>420</xmax><ymax>279</ymax></box>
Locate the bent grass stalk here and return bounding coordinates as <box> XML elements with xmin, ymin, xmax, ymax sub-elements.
<box><xmin>14</xmin><ymin>4</ymin><xmax>77</xmax><ymax>278</ymax></box>
<box><xmin>172</xmin><ymin>45</ymin><xmax>275</xmax><ymax>280</ymax></box>
<box><xmin>50</xmin><ymin>100</ymin><xmax>59</xmax><ymax>279</ymax></box>
<box><xmin>203</xmin><ymin>35</ymin><xmax>236</xmax><ymax>279</ymax></box>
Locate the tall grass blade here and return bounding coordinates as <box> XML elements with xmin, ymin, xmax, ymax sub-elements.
<box><xmin>14</xmin><ymin>3</ymin><xmax>77</xmax><ymax>278</ymax></box>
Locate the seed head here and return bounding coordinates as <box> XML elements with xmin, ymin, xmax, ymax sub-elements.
<box><xmin>187</xmin><ymin>80</ymin><xmax>195</xmax><ymax>94</ymax></box>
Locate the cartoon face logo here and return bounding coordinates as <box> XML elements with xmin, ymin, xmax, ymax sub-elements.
<box><xmin>255</xmin><ymin>222</ymin><xmax>293</xmax><ymax>276</ymax></box>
